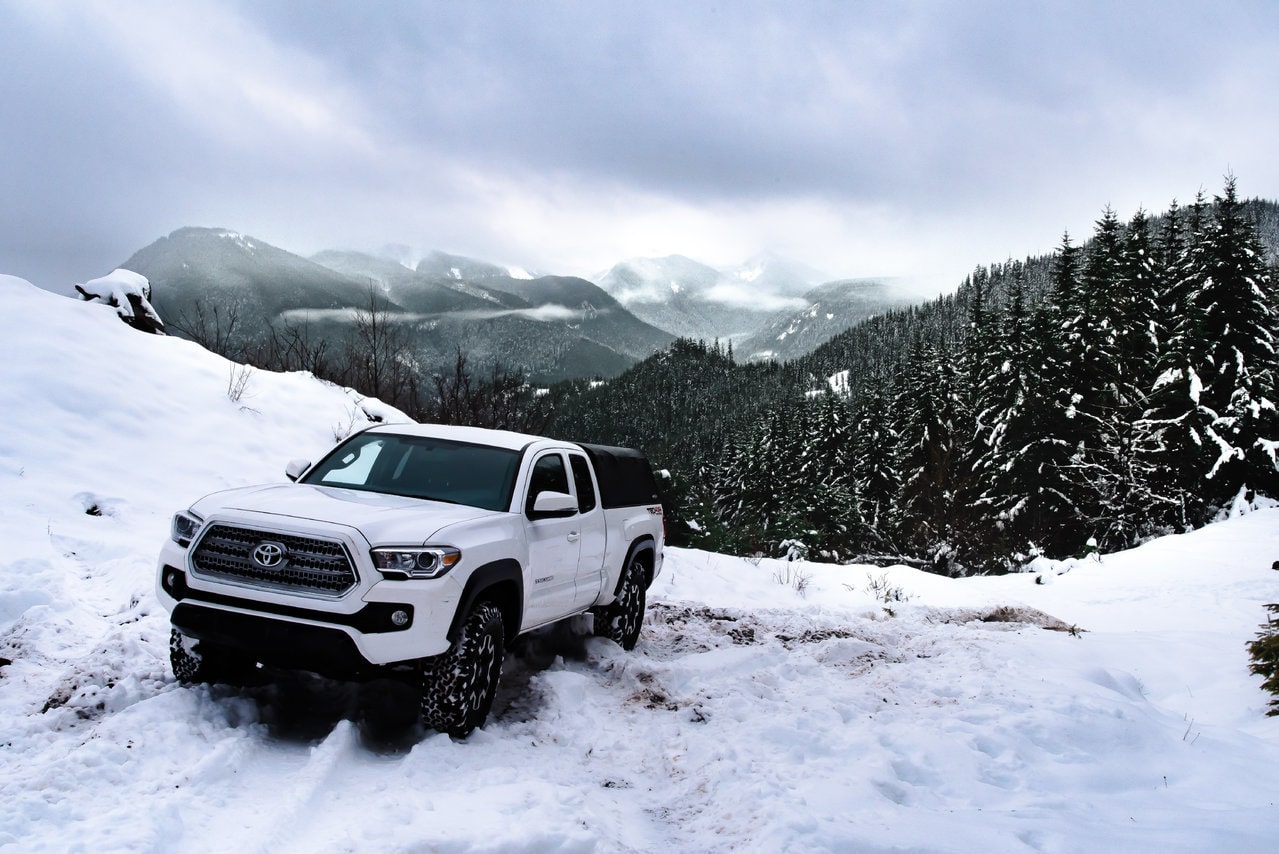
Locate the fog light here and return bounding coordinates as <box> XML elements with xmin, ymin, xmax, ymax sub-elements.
<box><xmin>391</xmin><ymin>609</ymin><xmax>410</xmax><ymax>627</ymax></box>
<box><xmin>161</xmin><ymin>566</ymin><xmax>186</xmax><ymax>598</ymax></box>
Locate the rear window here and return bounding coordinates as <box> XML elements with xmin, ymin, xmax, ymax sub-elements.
<box><xmin>570</xmin><ymin>454</ymin><xmax>598</xmax><ymax>513</ymax></box>
<box><xmin>578</xmin><ymin>444</ymin><xmax>660</xmax><ymax>509</ymax></box>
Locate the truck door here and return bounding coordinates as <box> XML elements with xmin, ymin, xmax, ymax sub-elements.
<box><xmin>569</xmin><ymin>452</ymin><xmax>607</xmax><ymax>610</ymax></box>
<box><xmin>523</xmin><ymin>450</ymin><xmax>582</xmax><ymax>627</ymax></box>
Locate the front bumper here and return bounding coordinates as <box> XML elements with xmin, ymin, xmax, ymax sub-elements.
<box><xmin>170</xmin><ymin>600</ymin><xmax>378</xmax><ymax>678</ymax></box>
<box><xmin>157</xmin><ymin>529</ymin><xmax>460</xmax><ymax>672</ymax></box>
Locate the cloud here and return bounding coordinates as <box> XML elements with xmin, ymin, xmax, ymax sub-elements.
<box><xmin>3</xmin><ymin>0</ymin><xmax>1279</xmax><ymax>295</ymax></box>
<box><xmin>277</xmin><ymin>304</ymin><xmax>587</xmax><ymax>325</ymax></box>
<box><xmin>448</xmin><ymin>305</ymin><xmax>586</xmax><ymax>323</ymax></box>
<box><xmin>702</xmin><ymin>283</ymin><xmax>809</xmax><ymax>313</ymax></box>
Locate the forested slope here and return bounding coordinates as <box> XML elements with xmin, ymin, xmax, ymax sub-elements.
<box><xmin>552</xmin><ymin>183</ymin><xmax>1279</xmax><ymax>572</ymax></box>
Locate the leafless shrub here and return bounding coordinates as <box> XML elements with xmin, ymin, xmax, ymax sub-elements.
<box><xmin>332</xmin><ymin>405</ymin><xmax>363</xmax><ymax>443</ymax></box>
<box><xmin>428</xmin><ymin>347</ymin><xmax>550</xmax><ymax>433</ymax></box>
<box><xmin>343</xmin><ymin>287</ymin><xmax>419</xmax><ymax>407</ymax></box>
<box><xmin>866</xmin><ymin>572</ymin><xmax>910</xmax><ymax>605</ymax></box>
<box><xmin>169</xmin><ymin>300</ymin><xmax>243</xmax><ymax>357</ymax></box>
<box><xmin>249</xmin><ymin>316</ymin><xmax>332</xmax><ymax>378</ymax></box>
<box><xmin>772</xmin><ymin>563</ymin><xmax>812</xmax><ymax>598</ymax></box>
<box><xmin>226</xmin><ymin>363</ymin><xmax>253</xmax><ymax>403</ymax></box>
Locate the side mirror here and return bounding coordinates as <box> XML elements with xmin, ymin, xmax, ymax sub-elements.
<box><xmin>285</xmin><ymin>459</ymin><xmax>311</xmax><ymax>482</ymax></box>
<box><xmin>531</xmin><ymin>491</ymin><xmax>577</xmax><ymax>516</ymax></box>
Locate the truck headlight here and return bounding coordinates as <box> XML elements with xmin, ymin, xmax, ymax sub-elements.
<box><xmin>371</xmin><ymin>546</ymin><xmax>461</xmax><ymax>579</ymax></box>
<box><xmin>171</xmin><ymin>511</ymin><xmax>204</xmax><ymax>547</ymax></box>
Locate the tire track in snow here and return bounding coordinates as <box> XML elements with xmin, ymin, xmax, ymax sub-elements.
<box><xmin>252</xmin><ymin>721</ymin><xmax>366</xmax><ymax>853</ymax></box>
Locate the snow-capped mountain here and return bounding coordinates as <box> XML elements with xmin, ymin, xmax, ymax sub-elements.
<box><xmin>310</xmin><ymin>249</ymin><xmax>522</xmax><ymax>313</ymax></box>
<box><xmin>121</xmin><ymin>229</ymin><xmax>673</xmax><ymax>381</ymax></box>
<box><xmin>310</xmin><ymin>249</ymin><xmax>675</xmax><ymax>378</ymax></box>
<box><xmin>738</xmin><ymin>278</ymin><xmax>913</xmax><ymax>361</ymax></box>
<box><xmin>597</xmin><ymin>255</ymin><xmax>722</xmax><ymax>305</ymax></box>
<box><xmin>721</xmin><ymin>252</ymin><xmax>830</xmax><ymax>298</ymax></box>
<box><xmin>122</xmin><ymin>227</ymin><xmax>378</xmax><ymax>322</ymax></box>
<box><xmin>594</xmin><ymin>254</ymin><xmax>827</xmax><ymax>343</ymax></box>
<box><xmin>415</xmin><ymin>249</ymin><xmax>515</xmax><ymax>282</ymax></box>
<box><xmin>595</xmin><ymin>256</ymin><xmax>763</xmax><ymax>341</ymax></box>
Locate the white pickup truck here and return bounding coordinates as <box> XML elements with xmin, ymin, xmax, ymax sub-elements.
<box><xmin>156</xmin><ymin>424</ymin><xmax>664</xmax><ymax>736</ymax></box>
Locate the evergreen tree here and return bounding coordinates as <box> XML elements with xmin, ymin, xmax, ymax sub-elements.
<box><xmin>849</xmin><ymin>379</ymin><xmax>900</xmax><ymax>552</ymax></box>
<box><xmin>1069</xmin><ymin>208</ymin><xmax>1153</xmax><ymax>548</ymax></box>
<box><xmin>1119</xmin><ymin>209</ymin><xmax>1160</xmax><ymax>389</ymax></box>
<box><xmin>794</xmin><ymin>391</ymin><xmax>860</xmax><ymax>555</ymax></box>
<box><xmin>1192</xmin><ymin>177</ymin><xmax>1279</xmax><ymax>498</ymax></box>
<box><xmin>1137</xmin><ymin>193</ymin><xmax>1215</xmax><ymax>527</ymax></box>
<box><xmin>895</xmin><ymin>336</ymin><xmax>966</xmax><ymax>572</ymax></box>
<box><xmin>949</xmin><ymin>266</ymin><xmax>998</xmax><ymax>561</ymax></box>
<box><xmin>1018</xmin><ymin>233</ymin><xmax>1094</xmax><ymax>555</ymax></box>
<box><xmin>711</xmin><ymin>425</ymin><xmax>770</xmax><ymax>552</ymax></box>
<box><xmin>975</xmin><ymin>266</ymin><xmax>1039</xmax><ymax>559</ymax></box>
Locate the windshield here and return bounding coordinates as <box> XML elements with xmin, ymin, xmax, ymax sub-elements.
<box><xmin>301</xmin><ymin>433</ymin><xmax>521</xmax><ymax>512</ymax></box>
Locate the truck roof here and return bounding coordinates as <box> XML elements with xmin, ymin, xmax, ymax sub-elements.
<box><xmin>363</xmin><ymin>423</ymin><xmax>553</xmax><ymax>452</ymax></box>
<box><xmin>359</xmin><ymin>427</ymin><xmax>660</xmax><ymax>509</ymax></box>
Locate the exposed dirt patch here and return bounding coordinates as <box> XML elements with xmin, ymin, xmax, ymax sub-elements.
<box><xmin>926</xmin><ymin>605</ymin><xmax>1083</xmax><ymax>634</ymax></box>
<box><xmin>645</xmin><ymin>602</ymin><xmax>878</xmax><ymax>655</ymax></box>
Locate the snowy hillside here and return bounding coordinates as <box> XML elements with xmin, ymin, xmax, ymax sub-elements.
<box><xmin>738</xmin><ymin>278</ymin><xmax>912</xmax><ymax>362</ymax></box>
<box><xmin>3</xmin><ymin>276</ymin><xmax>1279</xmax><ymax>851</ymax></box>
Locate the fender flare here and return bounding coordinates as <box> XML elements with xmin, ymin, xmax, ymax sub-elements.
<box><xmin>614</xmin><ymin>536</ymin><xmax>657</xmax><ymax>596</ymax></box>
<box><xmin>449</xmin><ymin>558</ymin><xmax>524</xmax><ymax>645</ymax></box>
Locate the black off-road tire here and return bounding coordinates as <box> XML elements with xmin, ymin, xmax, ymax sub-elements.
<box><xmin>169</xmin><ymin>627</ymin><xmax>258</xmax><ymax>686</ymax></box>
<box><xmin>421</xmin><ymin>601</ymin><xmax>505</xmax><ymax>738</ymax></box>
<box><xmin>594</xmin><ymin>555</ymin><xmax>647</xmax><ymax>650</ymax></box>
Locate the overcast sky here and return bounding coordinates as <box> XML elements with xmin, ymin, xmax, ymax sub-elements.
<box><xmin>4</xmin><ymin>0</ymin><xmax>1278</xmax><ymax>296</ymax></box>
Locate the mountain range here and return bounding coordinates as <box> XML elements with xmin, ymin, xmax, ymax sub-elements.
<box><xmin>120</xmin><ymin>227</ymin><xmax>914</xmax><ymax>380</ymax></box>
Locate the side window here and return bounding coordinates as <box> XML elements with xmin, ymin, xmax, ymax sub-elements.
<box><xmin>570</xmin><ymin>455</ymin><xmax>597</xmax><ymax>513</ymax></box>
<box><xmin>525</xmin><ymin>453</ymin><xmax>570</xmax><ymax>515</ymax></box>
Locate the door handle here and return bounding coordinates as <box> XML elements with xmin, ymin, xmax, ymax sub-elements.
<box><xmin>567</xmin><ymin>531</ymin><xmax>580</xmax><ymax>543</ymax></box>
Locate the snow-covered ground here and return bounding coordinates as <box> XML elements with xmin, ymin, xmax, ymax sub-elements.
<box><xmin>2</xmin><ymin>276</ymin><xmax>1278</xmax><ymax>852</ymax></box>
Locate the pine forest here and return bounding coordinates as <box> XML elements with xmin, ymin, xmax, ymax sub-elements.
<box><xmin>549</xmin><ymin>178</ymin><xmax>1279</xmax><ymax>574</ymax></box>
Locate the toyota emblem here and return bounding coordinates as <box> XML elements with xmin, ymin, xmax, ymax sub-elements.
<box><xmin>251</xmin><ymin>541</ymin><xmax>287</xmax><ymax>569</ymax></box>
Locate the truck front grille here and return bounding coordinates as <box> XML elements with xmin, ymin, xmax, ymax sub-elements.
<box><xmin>190</xmin><ymin>524</ymin><xmax>357</xmax><ymax>597</ymax></box>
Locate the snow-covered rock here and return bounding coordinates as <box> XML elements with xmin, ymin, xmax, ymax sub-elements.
<box><xmin>75</xmin><ymin>268</ymin><xmax>165</xmax><ymax>334</ymax></box>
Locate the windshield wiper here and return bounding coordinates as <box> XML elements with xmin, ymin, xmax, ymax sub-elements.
<box><xmin>413</xmin><ymin>493</ymin><xmax>461</xmax><ymax>506</ymax></box>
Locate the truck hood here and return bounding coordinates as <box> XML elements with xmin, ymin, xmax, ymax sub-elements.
<box><xmin>189</xmin><ymin>483</ymin><xmax>502</xmax><ymax>545</ymax></box>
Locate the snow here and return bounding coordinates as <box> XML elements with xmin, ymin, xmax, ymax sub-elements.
<box><xmin>76</xmin><ymin>268</ymin><xmax>163</xmax><ymax>327</ymax></box>
<box><xmin>807</xmin><ymin>370</ymin><xmax>851</xmax><ymax>398</ymax></box>
<box><xmin>3</xmin><ymin>275</ymin><xmax>1279</xmax><ymax>851</ymax></box>
<box><xmin>217</xmin><ymin>230</ymin><xmax>256</xmax><ymax>251</ymax></box>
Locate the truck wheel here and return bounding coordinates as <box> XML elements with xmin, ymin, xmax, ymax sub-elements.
<box><xmin>421</xmin><ymin>601</ymin><xmax>505</xmax><ymax>738</ymax></box>
<box><xmin>169</xmin><ymin>627</ymin><xmax>257</xmax><ymax>685</ymax></box>
<box><xmin>594</xmin><ymin>555</ymin><xmax>646</xmax><ymax>650</ymax></box>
